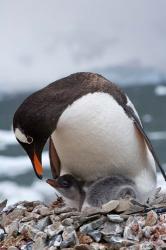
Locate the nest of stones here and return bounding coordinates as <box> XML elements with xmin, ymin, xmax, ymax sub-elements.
<box><xmin>0</xmin><ymin>188</ymin><xmax>166</xmax><ymax>250</ymax></box>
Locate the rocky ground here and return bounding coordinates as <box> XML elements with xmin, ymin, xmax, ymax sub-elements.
<box><xmin>0</xmin><ymin>189</ymin><xmax>166</xmax><ymax>250</ymax></box>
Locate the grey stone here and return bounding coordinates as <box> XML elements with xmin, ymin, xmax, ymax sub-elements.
<box><xmin>32</xmin><ymin>236</ymin><xmax>45</xmax><ymax>250</ymax></box>
<box><xmin>82</xmin><ymin>207</ymin><xmax>102</xmax><ymax>217</ymax></box>
<box><xmin>34</xmin><ymin>231</ymin><xmax>47</xmax><ymax>240</ymax></box>
<box><xmin>24</xmin><ymin>211</ymin><xmax>41</xmax><ymax>220</ymax></box>
<box><xmin>74</xmin><ymin>244</ymin><xmax>93</xmax><ymax>250</ymax></box>
<box><xmin>123</xmin><ymin>218</ymin><xmax>143</xmax><ymax>241</ymax></box>
<box><xmin>20</xmin><ymin>242</ymin><xmax>33</xmax><ymax>250</ymax></box>
<box><xmin>48</xmin><ymin>247</ymin><xmax>57</xmax><ymax>250</ymax></box>
<box><xmin>104</xmin><ymin>237</ymin><xmax>134</xmax><ymax>248</ymax></box>
<box><xmin>61</xmin><ymin>226</ymin><xmax>79</xmax><ymax>248</ymax></box>
<box><xmin>59</xmin><ymin>211</ymin><xmax>81</xmax><ymax>220</ymax></box>
<box><xmin>62</xmin><ymin>218</ymin><xmax>74</xmax><ymax>226</ymax></box>
<box><xmin>103</xmin><ymin>235</ymin><xmax>123</xmax><ymax>244</ymax></box>
<box><xmin>3</xmin><ymin>203</ymin><xmax>18</xmax><ymax>213</ymax></box>
<box><xmin>72</xmin><ymin>214</ymin><xmax>100</xmax><ymax>229</ymax></box>
<box><xmin>101</xmin><ymin>200</ymin><xmax>119</xmax><ymax>213</ymax></box>
<box><xmin>115</xmin><ymin>199</ymin><xmax>132</xmax><ymax>213</ymax></box>
<box><xmin>124</xmin><ymin>245</ymin><xmax>140</xmax><ymax>250</ymax></box>
<box><xmin>90</xmin><ymin>243</ymin><xmax>109</xmax><ymax>250</ymax></box>
<box><xmin>0</xmin><ymin>199</ymin><xmax>7</xmax><ymax>212</ymax></box>
<box><xmin>88</xmin><ymin>230</ymin><xmax>101</xmax><ymax>242</ymax></box>
<box><xmin>61</xmin><ymin>248</ymin><xmax>74</xmax><ymax>250</ymax></box>
<box><xmin>0</xmin><ymin>228</ymin><xmax>5</xmax><ymax>240</ymax></box>
<box><xmin>142</xmin><ymin>226</ymin><xmax>153</xmax><ymax>238</ymax></box>
<box><xmin>126</xmin><ymin>215</ymin><xmax>145</xmax><ymax>227</ymax></box>
<box><xmin>126</xmin><ymin>243</ymin><xmax>153</xmax><ymax>250</ymax></box>
<box><xmin>107</xmin><ymin>214</ymin><xmax>124</xmax><ymax>223</ymax></box>
<box><xmin>33</xmin><ymin>204</ymin><xmax>51</xmax><ymax>216</ymax></box>
<box><xmin>89</xmin><ymin>243</ymin><xmax>100</xmax><ymax>250</ymax></box>
<box><xmin>79</xmin><ymin>223</ymin><xmax>92</xmax><ymax>234</ymax></box>
<box><xmin>5</xmin><ymin>220</ymin><xmax>19</xmax><ymax>236</ymax></box>
<box><xmin>19</xmin><ymin>220</ymin><xmax>35</xmax><ymax>233</ymax></box>
<box><xmin>17</xmin><ymin>204</ymin><xmax>27</xmax><ymax>210</ymax></box>
<box><xmin>72</xmin><ymin>219</ymin><xmax>83</xmax><ymax>229</ymax></box>
<box><xmin>141</xmin><ymin>242</ymin><xmax>154</xmax><ymax>250</ymax></box>
<box><xmin>21</xmin><ymin>216</ymin><xmax>38</xmax><ymax>223</ymax></box>
<box><xmin>54</xmin><ymin>206</ymin><xmax>76</xmax><ymax>214</ymax></box>
<box><xmin>32</xmin><ymin>231</ymin><xmax>47</xmax><ymax>250</ymax></box>
<box><xmin>8</xmin><ymin>247</ymin><xmax>19</xmax><ymax>250</ymax></box>
<box><xmin>50</xmin><ymin>214</ymin><xmax>61</xmax><ymax>224</ymax></box>
<box><xmin>160</xmin><ymin>235</ymin><xmax>166</xmax><ymax>241</ymax></box>
<box><xmin>1</xmin><ymin>207</ymin><xmax>25</xmax><ymax>227</ymax></box>
<box><xmin>80</xmin><ymin>217</ymin><xmax>106</xmax><ymax>234</ymax></box>
<box><xmin>19</xmin><ymin>223</ymin><xmax>41</xmax><ymax>240</ymax></box>
<box><xmin>48</xmin><ymin>247</ymin><xmax>58</xmax><ymax>250</ymax></box>
<box><xmin>135</xmin><ymin>215</ymin><xmax>145</xmax><ymax>228</ymax></box>
<box><xmin>146</xmin><ymin>187</ymin><xmax>162</xmax><ymax>205</ymax></box>
<box><xmin>35</xmin><ymin>216</ymin><xmax>50</xmax><ymax>231</ymax></box>
<box><xmin>49</xmin><ymin>234</ymin><xmax>62</xmax><ymax>247</ymax></box>
<box><xmin>101</xmin><ymin>221</ymin><xmax>123</xmax><ymax>236</ymax></box>
<box><xmin>145</xmin><ymin>210</ymin><xmax>158</xmax><ymax>226</ymax></box>
<box><xmin>44</xmin><ymin>221</ymin><xmax>64</xmax><ymax>238</ymax></box>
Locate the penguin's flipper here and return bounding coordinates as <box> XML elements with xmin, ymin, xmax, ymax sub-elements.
<box><xmin>49</xmin><ymin>138</ymin><xmax>61</xmax><ymax>178</ymax></box>
<box><xmin>125</xmin><ymin>105</ymin><xmax>166</xmax><ymax>181</ymax></box>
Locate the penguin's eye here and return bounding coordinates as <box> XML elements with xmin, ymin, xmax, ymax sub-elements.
<box><xmin>15</xmin><ymin>128</ymin><xmax>33</xmax><ymax>144</ymax></box>
<box><xmin>27</xmin><ymin>136</ymin><xmax>33</xmax><ymax>144</ymax></box>
<box><xmin>61</xmin><ymin>180</ymin><xmax>71</xmax><ymax>188</ymax></box>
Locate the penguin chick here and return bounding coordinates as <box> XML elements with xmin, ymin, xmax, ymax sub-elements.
<box><xmin>83</xmin><ymin>175</ymin><xmax>140</xmax><ymax>209</ymax></box>
<box><xmin>46</xmin><ymin>174</ymin><xmax>85</xmax><ymax>211</ymax></box>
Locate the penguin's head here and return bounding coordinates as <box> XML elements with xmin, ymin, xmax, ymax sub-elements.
<box><xmin>47</xmin><ymin>174</ymin><xmax>79</xmax><ymax>188</ymax></box>
<box><xmin>13</xmin><ymin>90</ymin><xmax>58</xmax><ymax>179</ymax></box>
<box><xmin>46</xmin><ymin>174</ymin><xmax>84</xmax><ymax>200</ymax></box>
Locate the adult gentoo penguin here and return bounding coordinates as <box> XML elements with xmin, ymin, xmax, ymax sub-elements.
<box><xmin>13</xmin><ymin>72</ymin><xmax>165</xmax><ymax>197</ymax></box>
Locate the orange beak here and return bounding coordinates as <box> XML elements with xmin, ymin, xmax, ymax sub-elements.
<box><xmin>33</xmin><ymin>153</ymin><xmax>43</xmax><ymax>179</ymax></box>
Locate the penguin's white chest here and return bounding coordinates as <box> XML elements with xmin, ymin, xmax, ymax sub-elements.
<box><xmin>51</xmin><ymin>92</ymin><xmax>155</xmax><ymax>186</ymax></box>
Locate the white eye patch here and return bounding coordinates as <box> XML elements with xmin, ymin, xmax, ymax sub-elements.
<box><xmin>15</xmin><ymin>128</ymin><xmax>33</xmax><ymax>144</ymax></box>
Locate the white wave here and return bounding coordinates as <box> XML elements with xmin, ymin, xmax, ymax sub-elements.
<box><xmin>154</xmin><ymin>85</ymin><xmax>166</xmax><ymax>96</ymax></box>
<box><xmin>0</xmin><ymin>180</ymin><xmax>56</xmax><ymax>205</ymax></box>
<box><xmin>0</xmin><ymin>0</ymin><xmax>166</xmax><ymax>94</ymax></box>
<box><xmin>0</xmin><ymin>151</ymin><xmax>49</xmax><ymax>177</ymax></box>
<box><xmin>148</xmin><ymin>131</ymin><xmax>166</xmax><ymax>141</ymax></box>
<box><xmin>0</xmin><ymin>129</ymin><xmax>17</xmax><ymax>150</ymax></box>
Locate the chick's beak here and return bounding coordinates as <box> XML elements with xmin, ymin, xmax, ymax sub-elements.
<box><xmin>46</xmin><ymin>178</ymin><xmax>61</xmax><ymax>188</ymax></box>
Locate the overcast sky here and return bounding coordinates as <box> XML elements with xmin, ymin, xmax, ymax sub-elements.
<box><xmin>0</xmin><ymin>0</ymin><xmax>166</xmax><ymax>92</ymax></box>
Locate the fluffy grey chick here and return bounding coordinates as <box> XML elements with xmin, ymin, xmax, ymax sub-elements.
<box><xmin>83</xmin><ymin>175</ymin><xmax>140</xmax><ymax>209</ymax></box>
<box><xmin>46</xmin><ymin>174</ymin><xmax>85</xmax><ymax>211</ymax></box>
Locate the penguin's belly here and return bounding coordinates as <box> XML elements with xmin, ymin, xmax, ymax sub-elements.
<box><xmin>52</xmin><ymin>92</ymin><xmax>156</xmax><ymax>185</ymax></box>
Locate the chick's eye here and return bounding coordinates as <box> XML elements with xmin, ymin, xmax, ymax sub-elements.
<box><xmin>62</xmin><ymin>180</ymin><xmax>70</xmax><ymax>188</ymax></box>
